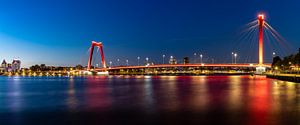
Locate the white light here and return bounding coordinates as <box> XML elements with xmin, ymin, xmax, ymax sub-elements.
<box><xmin>97</xmin><ymin>71</ymin><xmax>109</xmax><ymax>75</ymax></box>
<box><xmin>258</xmin><ymin>14</ymin><xmax>265</xmax><ymax>20</ymax></box>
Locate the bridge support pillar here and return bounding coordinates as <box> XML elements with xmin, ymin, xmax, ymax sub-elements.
<box><xmin>87</xmin><ymin>41</ymin><xmax>106</xmax><ymax>71</ymax></box>
<box><xmin>256</xmin><ymin>66</ymin><xmax>266</xmax><ymax>74</ymax></box>
<box><xmin>256</xmin><ymin>14</ymin><xmax>266</xmax><ymax>74</ymax></box>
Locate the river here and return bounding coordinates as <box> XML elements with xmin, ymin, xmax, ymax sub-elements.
<box><xmin>0</xmin><ymin>75</ymin><xmax>299</xmax><ymax>125</ymax></box>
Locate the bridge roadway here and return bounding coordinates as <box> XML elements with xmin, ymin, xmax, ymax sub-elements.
<box><xmin>93</xmin><ymin>63</ymin><xmax>272</xmax><ymax>71</ymax></box>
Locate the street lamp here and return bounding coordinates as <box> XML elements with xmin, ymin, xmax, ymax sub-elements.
<box><xmin>117</xmin><ymin>59</ymin><xmax>120</xmax><ymax>66</ymax></box>
<box><xmin>163</xmin><ymin>55</ymin><xmax>166</xmax><ymax>64</ymax></box>
<box><xmin>126</xmin><ymin>59</ymin><xmax>129</xmax><ymax>66</ymax></box>
<box><xmin>234</xmin><ymin>53</ymin><xmax>237</xmax><ymax>64</ymax></box>
<box><xmin>194</xmin><ymin>53</ymin><xmax>197</xmax><ymax>63</ymax></box>
<box><xmin>272</xmin><ymin>52</ymin><xmax>276</xmax><ymax>57</ymax></box>
<box><xmin>137</xmin><ymin>56</ymin><xmax>140</xmax><ymax>66</ymax></box>
<box><xmin>146</xmin><ymin>57</ymin><xmax>149</xmax><ymax>65</ymax></box>
<box><xmin>109</xmin><ymin>61</ymin><xmax>112</xmax><ymax>67</ymax></box>
<box><xmin>231</xmin><ymin>52</ymin><xmax>234</xmax><ymax>64</ymax></box>
<box><xmin>200</xmin><ymin>54</ymin><xmax>203</xmax><ymax>64</ymax></box>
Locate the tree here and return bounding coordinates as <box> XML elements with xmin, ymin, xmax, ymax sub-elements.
<box><xmin>75</xmin><ymin>64</ymin><xmax>83</xmax><ymax>70</ymax></box>
<box><xmin>30</xmin><ymin>64</ymin><xmax>41</xmax><ymax>71</ymax></box>
<box><xmin>272</xmin><ymin>56</ymin><xmax>282</xmax><ymax>68</ymax></box>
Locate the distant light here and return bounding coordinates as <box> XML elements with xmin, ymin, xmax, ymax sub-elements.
<box><xmin>258</xmin><ymin>14</ymin><xmax>265</xmax><ymax>20</ymax></box>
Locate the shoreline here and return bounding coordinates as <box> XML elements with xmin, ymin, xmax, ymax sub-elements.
<box><xmin>266</xmin><ymin>74</ymin><xmax>300</xmax><ymax>83</ymax></box>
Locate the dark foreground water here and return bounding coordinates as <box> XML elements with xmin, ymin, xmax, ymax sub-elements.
<box><xmin>0</xmin><ymin>75</ymin><xmax>300</xmax><ymax>125</ymax></box>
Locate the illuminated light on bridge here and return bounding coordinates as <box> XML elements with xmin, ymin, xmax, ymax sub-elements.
<box><xmin>96</xmin><ymin>63</ymin><xmax>271</xmax><ymax>71</ymax></box>
<box><xmin>258</xmin><ymin>14</ymin><xmax>265</xmax><ymax>65</ymax></box>
<box><xmin>256</xmin><ymin>13</ymin><xmax>266</xmax><ymax>74</ymax></box>
<box><xmin>87</xmin><ymin>41</ymin><xmax>106</xmax><ymax>70</ymax></box>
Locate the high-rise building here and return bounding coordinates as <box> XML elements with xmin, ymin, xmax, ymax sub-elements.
<box><xmin>1</xmin><ymin>60</ymin><xmax>7</xmax><ymax>67</ymax></box>
<box><xmin>12</xmin><ymin>59</ymin><xmax>21</xmax><ymax>72</ymax></box>
<box><xmin>0</xmin><ymin>60</ymin><xmax>7</xmax><ymax>72</ymax></box>
<box><xmin>169</xmin><ymin>56</ymin><xmax>177</xmax><ymax>64</ymax></box>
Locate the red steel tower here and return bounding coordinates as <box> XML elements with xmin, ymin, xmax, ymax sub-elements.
<box><xmin>87</xmin><ymin>41</ymin><xmax>106</xmax><ymax>70</ymax></box>
<box><xmin>258</xmin><ymin>14</ymin><xmax>265</xmax><ymax>65</ymax></box>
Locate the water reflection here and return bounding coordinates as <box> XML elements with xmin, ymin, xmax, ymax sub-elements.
<box><xmin>155</xmin><ymin>76</ymin><xmax>179</xmax><ymax>112</ymax></box>
<box><xmin>1</xmin><ymin>75</ymin><xmax>300</xmax><ymax>125</ymax></box>
<box><xmin>84</xmin><ymin>77</ymin><xmax>112</xmax><ymax>111</ymax></box>
<box><xmin>66</xmin><ymin>77</ymin><xmax>78</xmax><ymax>112</ymax></box>
<box><xmin>227</xmin><ymin>76</ymin><xmax>242</xmax><ymax>110</ymax></box>
<box><xmin>247</xmin><ymin>76</ymin><xmax>272</xmax><ymax>125</ymax></box>
<box><xmin>142</xmin><ymin>76</ymin><xmax>155</xmax><ymax>113</ymax></box>
<box><xmin>188</xmin><ymin>76</ymin><xmax>209</xmax><ymax>111</ymax></box>
<box><xmin>7</xmin><ymin>77</ymin><xmax>23</xmax><ymax>112</ymax></box>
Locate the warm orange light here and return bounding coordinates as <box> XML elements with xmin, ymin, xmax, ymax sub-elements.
<box><xmin>258</xmin><ymin>14</ymin><xmax>264</xmax><ymax>20</ymax></box>
<box><xmin>258</xmin><ymin>13</ymin><xmax>265</xmax><ymax>65</ymax></box>
<box><xmin>100</xmin><ymin>63</ymin><xmax>272</xmax><ymax>70</ymax></box>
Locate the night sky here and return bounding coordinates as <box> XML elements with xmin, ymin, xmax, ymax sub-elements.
<box><xmin>0</xmin><ymin>0</ymin><xmax>299</xmax><ymax>67</ymax></box>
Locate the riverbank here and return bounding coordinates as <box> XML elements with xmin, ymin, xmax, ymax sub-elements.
<box><xmin>266</xmin><ymin>74</ymin><xmax>300</xmax><ymax>83</ymax></box>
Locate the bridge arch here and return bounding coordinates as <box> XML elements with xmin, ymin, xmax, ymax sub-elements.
<box><xmin>87</xmin><ymin>41</ymin><xmax>106</xmax><ymax>70</ymax></box>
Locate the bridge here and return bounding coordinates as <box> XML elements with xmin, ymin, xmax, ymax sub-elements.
<box><xmin>93</xmin><ymin>63</ymin><xmax>271</xmax><ymax>72</ymax></box>
<box><xmin>83</xmin><ymin>13</ymin><xmax>277</xmax><ymax>75</ymax></box>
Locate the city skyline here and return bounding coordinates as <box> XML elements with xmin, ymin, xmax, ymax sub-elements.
<box><xmin>1</xmin><ymin>0</ymin><xmax>300</xmax><ymax>68</ymax></box>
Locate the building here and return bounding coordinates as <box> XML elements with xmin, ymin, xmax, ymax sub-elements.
<box><xmin>12</xmin><ymin>59</ymin><xmax>21</xmax><ymax>72</ymax></box>
<box><xmin>169</xmin><ymin>56</ymin><xmax>177</xmax><ymax>64</ymax></box>
<box><xmin>0</xmin><ymin>60</ymin><xmax>7</xmax><ymax>72</ymax></box>
<box><xmin>183</xmin><ymin>57</ymin><xmax>189</xmax><ymax>64</ymax></box>
<box><xmin>7</xmin><ymin>63</ymin><xmax>12</xmax><ymax>72</ymax></box>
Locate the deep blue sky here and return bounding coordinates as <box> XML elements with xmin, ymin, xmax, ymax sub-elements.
<box><xmin>0</xmin><ymin>0</ymin><xmax>299</xmax><ymax>67</ymax></box>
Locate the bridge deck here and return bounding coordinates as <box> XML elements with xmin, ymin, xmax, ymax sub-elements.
<box><xmin>92</xmin><ymin>63</ymin><xmax>272</xmax><ymax>71</ymax></box>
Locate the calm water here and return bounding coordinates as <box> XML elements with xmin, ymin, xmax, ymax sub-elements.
<box><xmin>0</xmin><ymin>75</ymin><xmax>300</xmax><ymax>125</ymax></box>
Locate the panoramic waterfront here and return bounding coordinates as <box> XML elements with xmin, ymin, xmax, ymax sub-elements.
<box><xmin>1</xmin><ymin>0</ymin><xmax>300</xmax><ymax>124</ymax></box>
<box><xmin>1</xmin><ymin>75</ymin><xmax>300</xmax><ymax>125</ymax></box>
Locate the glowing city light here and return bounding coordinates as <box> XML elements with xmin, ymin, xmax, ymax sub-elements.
<box><xmin>258</xmin><ymin>13</ymin><xmax>265</xmax><ymax>65</ymax></box>
<box><xmin>258</xmin><ymin>14</ymin><xmax>265</xmax><ymax>20</ymax></box>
